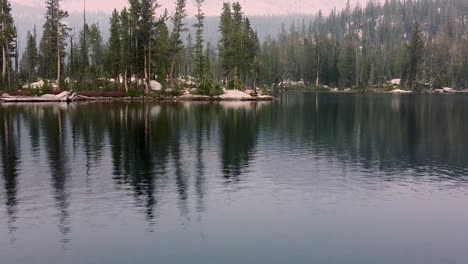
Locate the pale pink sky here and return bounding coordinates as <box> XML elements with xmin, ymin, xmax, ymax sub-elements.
<box><xmin>11</xmin><ymin>0</ymin><xmax>364</xmax><ymax>16</ymax></box>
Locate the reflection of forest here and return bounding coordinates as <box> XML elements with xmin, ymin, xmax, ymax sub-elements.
<box><xmin>1</xmin><ymin>95</ymin><xmax>468</xmax><ymax>241</ymax></box>
<box><xmin>269</xmin><ymin>93</ymin><xmax>468</xmax><ymax>175</ymax></box>
<box><xmin>0</xmin><ymin>109</ymin><xmax>20</xmax><ymax>244</ymax></box>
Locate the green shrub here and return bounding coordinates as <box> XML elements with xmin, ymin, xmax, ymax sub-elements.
<box><xmin>197</xmin><ymin>79</ymin><xmax>223</xmax><ymax>96</ymax></box>
<box><xmin>126</xmin><ymin>89</ymin><xmax>144</xmax><ymax>98</ymax></box>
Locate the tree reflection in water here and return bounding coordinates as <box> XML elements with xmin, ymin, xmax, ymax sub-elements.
<box><xmin>1</xmin><ymin>94</ymin><xmax>468</xmax><ymax>246</ymax></box>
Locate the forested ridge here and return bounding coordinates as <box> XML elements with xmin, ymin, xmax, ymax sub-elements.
<box><xmin>0</xmin><ymin>0</ymin><xmax>467</xmax><ymax>94</ymax></box>
<box><xmin>260</xmin><ymin>0</ymin><xmax>468</xmax><ymax>90</ymax></box>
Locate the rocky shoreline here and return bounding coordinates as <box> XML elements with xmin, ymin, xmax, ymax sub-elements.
<box><xmin>3</xmin><ymin>88</ymin><xmax>467</xmax><ymax>104</ymax></box>
<box><xmin>0</xmin><ymin>89</ymin><xmax>276</xmax><ymax>103</ymax></box>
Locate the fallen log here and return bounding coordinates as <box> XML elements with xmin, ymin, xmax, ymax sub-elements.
<box><xmin>0</xmin><ymin>91</ymin><xmax>75</xmax><ymax>103</ymax></box>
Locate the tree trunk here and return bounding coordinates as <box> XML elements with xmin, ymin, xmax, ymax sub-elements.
<box><xmin>7</xmin><ymin>52</ymin><xmax>11</xmax><ymax>87</ymax></box>
<box><xmin>144</xmin><ymin>52</ymin><xmax>149</xmax><ymax>94</ymax></box>
<box><xmin>116</xmin><ymin>74</ymin><xmax>120</xmax><ymax>91</ymax></box>
<box><xmin>253</xmin><ymin>73</ymin><xmax>258</xmax><ymax>95</ymax></box>
<box><xmin>170</xmin><ymin>56</ymin><xmax>176</xmax><ymax>90</ymax></box>
<box><xmin>368</xmin><ymin>63</ymin><xmax>375</xmax><ymax>89</ymax></box>
<box><xmin>124</xmin><ymin>69</ymin><xmax>128</xmax><ymax>92</ymax></box>
<box><xmin>56</xmin><ymin>11</ymin><xmax>61</xmax><ymax>92</ymax></box>
<box><xmin>148</xmin><ymin>47</ymin><xmax>152</xmax><ymax>93</ymax></box>
<box><xmin>315</xmin><ymin>52</ymin><xmax>320</xmax><ymax>87</ymax></box>
<box><xmin>2</xmin><ymin>44</ymin><xmax>7</xmax><ymax>85</ymax></box>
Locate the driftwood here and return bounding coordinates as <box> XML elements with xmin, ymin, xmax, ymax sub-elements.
<box><xmin>0</xmin><ymin>91</ymin><xmax>76</xmax><ymax>103</ymax></box>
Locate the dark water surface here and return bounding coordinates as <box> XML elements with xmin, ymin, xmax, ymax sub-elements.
<box><xmin>1</xmin><ymin>93</ymin><xmax>468</xmax><ymax>264</ymax></box>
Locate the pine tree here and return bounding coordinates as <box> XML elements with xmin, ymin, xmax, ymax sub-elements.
<box><xmin>128</xmin><ymin>0</ymin><xmax>142</xmax><ymax>88</ymax></box>
<box><xmin>0</xmin><ymin>0</ymin><xmax>17</xmax><ymax>87</ymax></box>
<box><xmin>218</xmin><ymin>2</ymin><xmax>233</xmax><ymax>86</ymax></box>
<box><xmin>244</xmin><ymin>18</ymin><xmax>260</xmax><ymax>86</ymax></box>
<box><xmin>339</xmin><ymin>34</ymin><xmax>357</xmax><ymax>88</ymax></box>
<box><xmin>77</xmin><ymin>27</ymin><xmax>88</xmax><ymax>80</ymax></box>
<box><xmin>140</xmin><ymin>0</ymin><xmax>159</xmax><ymax>93</ymax></box>
<box><xmin>88</xmin><ymin>23</ymin><xmax>104</xmax><ymax>78</ymax></box>
<box><xmin>107</xmin><ymin>9</ymin><xmax>121</xmax><ymax>85</ymax></box>
<box><xmin>404</xmin><ymin>21</ymin><xmax>424</xmax><ymax>89</ymax></box>
<box><xmin>169</xmin><ymin>0</ymin><xmax>187</xmax><ymax>89</ymax></box>
<box><xmin>80</xmin><ymin>0</ymin><xmax>89</xmax><ymax>80</ymax></box>
<box><xmin>184</xmin><ymin>33</ymin><xmax>194</xmax><ymax>77</ymax></box>
<box><xmin>217</xmin><ymin>2</ymin><xmax>258</xmax><ymax>89</ymax></box>
<box><xmin>231</xmin><ymin>2</ymin><xmax>244</xmax><ymax>83</ymax></box>
<box><xmin>153</xmin><ymin>12</ymin><xmax>170</xmax><ymax>87</ymax></box>
<box><xmin>19</xmin><ymin>27</ymin><xmax>38</xmax><ymax>81</ymax></box>
<box><xmin>39</xmin><ymin>0</ymin><xmax>70</xmax><ymax>91</ymax></box>
<box><xmin>120</xmin><ymin>7</ymin><xmax>131</xmax><ymax>91</ymax></box>
<box><xmin>193</xmin><ymin>0</ymin><xmax>205</xmax><ymax>80</ymax></box>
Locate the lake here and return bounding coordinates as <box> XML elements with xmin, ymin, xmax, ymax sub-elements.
<box><xmin>1</xmin><ymin>92</ymin><xmax>468</xmax><ymax>264</ymax></box>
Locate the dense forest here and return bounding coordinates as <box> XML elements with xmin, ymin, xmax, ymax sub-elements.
<box><xmin>260</xmin><ymin>0</ymin><xmax>468</xmax><ymax>90</ymax></box>
<box><xmin>0</xmin><ymin>0</ymin><xmax>467</xmax><ymax>94</ymax></box>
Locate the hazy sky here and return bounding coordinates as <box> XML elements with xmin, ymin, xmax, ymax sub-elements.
<box><xmin>11</xmin><ymin>0</ymin><xmax>361</xmax><ymax>16</ymax></box>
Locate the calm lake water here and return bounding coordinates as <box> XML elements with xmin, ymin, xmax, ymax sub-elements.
<box><xmin>1</xmin><ymin>93</ymin><xmax>468</xmax><ymax>264</ymax></box>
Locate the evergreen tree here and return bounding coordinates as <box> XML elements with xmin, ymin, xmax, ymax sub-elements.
<box><xmin>404</xmin><ymin>21</ymin><xmax>424</xmax><ymax>89</ymax></box>
<box><xmin>153</xmin><ymin>12</ymin><xmax>170</xmax><ymax>87</ymax></box>
<box><xmin>39</xmin><ymin>0</ymin><xmax>70</xmax><ymax>91</ymax></box>
<box><xmin>244</xmin><ymin>18</ymin><xmax>260</xmax><ymax>86</ymax></box>
<box><xmin>128</xmin><ymin>0</ymin><xmax>142</xmax><ymax>88</ymax></box>
<box><xmin>183</xmin><ymin>33</ymin><xmax>194</xmax><ymax>76</ymax></box>
<box><xmin>169</xmin><ymin>0</ymin><xmax>187</xmax><ymax>89</ymax></box>
<box><xmin>79</xmin><ymin>29</ymin><xmax>89</xmax><ymax>75</ymax></box>
<box><xmin>218</xmin><ymin>2</ymin><xmax>233</xmax><ymax>85</ymax></box>
<box><xmin>0</xmin><ymin>0</ymin><xmax>16</xmax><ymax>87</ymax></box>
<box><xmin>107</xmin><ymin>9</ymin><xmax>121</xmax><ymax>84</ymax></box>
<box><xmin>19</xmin><ymin>27</ymin><xmax>38</xmax><ymax>81</ymax></box>
<box><xmin>231</xmin><ymin>2</ymin><xmax>244</xmax><ymax>82</ymax></box>
<box><xmin>140</xmin><ymin>0</ymin><xmax>159</xmax><ymax>93</ymax></box>
<box><xmin>88</xmin><ymin>23</ymin><xmax>104</xmax><ymax>78</ymax></box>
<box><xmin>193</xmin><ymin>0</ymin><xmax>205</xmax><ymax>80</ymax></box>
<box><xmin>338</xmin><ymin>35</ymin><xmax>356</xmax><ymax>88</ymax></box>
<box><xmin>120</xmin><ymin>7</ymin><xmax>131</xmax><ymax>91</ymax></box>
<box><xmin>218</xmin><ymin>2</ymin><xmax>259</xmax><ymax>89</ymax></box>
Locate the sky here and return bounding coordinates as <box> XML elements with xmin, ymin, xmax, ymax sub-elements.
<box><xmin>11</xmin><ymin>0</ymin><xmax>362</xmax><ymax>16</ymax></box>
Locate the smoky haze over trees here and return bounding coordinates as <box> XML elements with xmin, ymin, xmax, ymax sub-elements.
<box><xmin>260</xmin><ymin>0</ymin><xmax>468</xmax><ymax>89</ymax></box>
<box><xmin>2</xmin><ymin>0</ymin><xmax>468</xmax><ymax>93</ymax></box>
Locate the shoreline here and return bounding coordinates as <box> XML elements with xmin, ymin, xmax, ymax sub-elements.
<box><xmin>0</xmin><ymin>91</ymin><xmax>277</xmax><ymax>103</ymax></box>
<box><xmin>2</xmin><ymin>89</ymin><xmax>467</xmax><ymax>104</ymax></box>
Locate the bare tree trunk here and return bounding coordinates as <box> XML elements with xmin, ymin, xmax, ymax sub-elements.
<box><xmin>148</xmin><ymin>47</ymin><xmax>152</xmax><ymax>92</ymax></box>
<box><xmin>1</xmin><ymin>14</ymin><xmax>6</xmax><ymax>85</ymax></box>
<box><xmin>315</xmin><ymin>52</ymin><xmax>320</xmax><ymax>87</ymax></box>
<box><xmin>170</xmin><ymin>56</ymin><xmax>176</xmax><ymax>90</ymax></box>
<box><xmin>2</xmin><ymin>44</ymin><xmax>6</xmax><ymax>85</ymax></box>
<box><xmin>253</xmin><ymin>73</ymin><xmax>258</xmax><ymax>95</ymax></box>
<box><xmin>368</xmin><ymin>63</ymin><xmax>375</xmax><ymax>89</ymax></box>
<box><xmin>124</xmin><ymin>69</ymin><xmax>128</xmax><ymax>92</ymax></box>
<box><xmin>144</xmin><ymin>52</ymin><xmax>149</xmax><ymax>94</ymax></box>
<box><xmin>56</xmin><ymin>4</ymin><xmax>61</xmax><ymax>92</ymax></box>
<box><xmin>7</xmin><ymin>52</ymin><xmax>11</xmax><ymax>87</ymax></box>
<box><xmin>116</xmin><ymin>73</ymin><xmax>120</xmax><ymax>91</ymax></box>
<box><xmin>355</xmin><ymin>45</ymin><xmax>360</xmax><ymax>88</ymax></box>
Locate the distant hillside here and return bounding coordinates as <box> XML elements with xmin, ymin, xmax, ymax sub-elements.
<box><xmin>258</xmin><ymin>0</ymin><xmax>468</xmax><ymax>88</ymax></box>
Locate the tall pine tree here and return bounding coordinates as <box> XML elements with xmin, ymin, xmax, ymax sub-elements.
<box><xmin>404</xmin><ymin>21</ymin><xmax>424</xmax><ymax>89</ymax></box>
<box><xmin>169</xmin><ymin>0</ymin><xmax>187</xmax><ymax>89</ymax></box>
<box><xmin>193</xmin><ymin>0</ymin><xmax>205</xmax><ymax>80</ymax></box>
<box><xmin>0</xmin><ymin>0</ymin><xmax>16</xmax><ymax>87</ymax></box>
<box><xmin>39</xmin><ymin>0</ymin><xmax>70</xmax><ymax>91</ymax></box>
<box><xmin>19</xmin><ymin>27</ymin><xmax>38</xmax><ymax>82</ymax></box>
<box><xmin>107</xmin><ymin>9</ymin><xmax>121</xmax><ymax>85</ymax></box>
